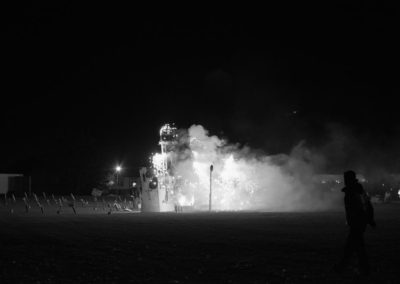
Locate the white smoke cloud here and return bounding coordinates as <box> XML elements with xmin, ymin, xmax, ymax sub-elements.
<box><xmin>170</xmin><ymin>124</ymin><xmax>342</xmax><ymax>211</ymax></box>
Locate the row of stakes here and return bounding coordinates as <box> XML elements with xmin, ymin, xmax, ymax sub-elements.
<box><xmin>3</xmin><ymin>192</ymin><xmax>137</xmax><ymax>215</ymax></box>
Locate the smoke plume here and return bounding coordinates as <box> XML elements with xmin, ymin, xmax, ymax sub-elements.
<box><xmin>170</xmin><ymin>125</ymin><xmax>342</xmax><ymax>211</ymax></box>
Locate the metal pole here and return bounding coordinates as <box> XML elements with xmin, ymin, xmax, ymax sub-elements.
<box><xmin>209</xmin><ymin>165</ymin><xmax>213</xmax><ymax>211</ymax></box>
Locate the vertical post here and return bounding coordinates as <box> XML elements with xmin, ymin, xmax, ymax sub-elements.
<box><xmin>115</xmin><ymin>166</ymin><xmax>121</xmax><ymax>188</ymax></box>
<box><xmin>209</xmin><ymin>164</ymin><xmax>213</xmax><ymax>212</ymax></box>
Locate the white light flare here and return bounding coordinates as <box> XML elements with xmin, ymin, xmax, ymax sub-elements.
<box><xmin>152</xmin><ymin>153</ymin><xmax>168</xmax><ymax>174</ymax></box>
<box><xmin>178</xmin><ymin>195</ymin><xmax>194</xmax><ymax>206</ymax></box>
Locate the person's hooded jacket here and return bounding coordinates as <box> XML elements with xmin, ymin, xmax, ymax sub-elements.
<box><xmin>342</xmin><ymin>182</ymin><xmax>374</xmax><ymax>228</ymax></box>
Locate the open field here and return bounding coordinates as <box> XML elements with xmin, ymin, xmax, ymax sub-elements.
<box><xmin>1</xmin><ymin>198</ymin><xmax>399</xmax><ymax>283</ymax></box>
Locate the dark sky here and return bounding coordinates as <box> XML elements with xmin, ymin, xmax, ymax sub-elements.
<box><xmin>3</xmin><ymin>3</ymin><xmax>400</xmax><ymax>174</ymax></box>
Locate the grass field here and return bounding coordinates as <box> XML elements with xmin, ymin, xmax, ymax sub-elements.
<box><xmin>1</xmin><ymin>197</ymin><xmax>399</xmax><ymax>283</ymax></box>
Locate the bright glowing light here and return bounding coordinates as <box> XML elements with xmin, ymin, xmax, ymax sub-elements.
<box><xmin>178</xmin><ymin>196</ymin><xmax>186</xmax><ymax>206</ymax></box>
<box><xmin>221</xmin><ymin>155</ymin><xmax>243</xmax><ymax>182</ymax></box>
<box><xmin>152</xmin><ymin>153</ymin><xmax>168</xmax><ymax>174</ymax></box>
<box><xmin>132</xmin><ymin>182</ymin><xmax>137</xmax><ymax>187</ymax></box>
<box><xmin>178</xmin><ymin>195</ymin><xmax>194</xmax><ymax>206</ymax></box>
<box><xmin>116</xmin><ymin>166</ymin><xmax>122</xmax><ymax>172</ymax></box>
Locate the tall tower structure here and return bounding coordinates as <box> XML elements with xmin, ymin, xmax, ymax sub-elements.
<box><xmin>140</xmin><ymin>123</ymin><xmax>178</xmax><ymax>212</ymax></box>
<box><xmin>158</xmin><ymin>123</ymin><xmax>178</xmax><ymax>201</ymax></box>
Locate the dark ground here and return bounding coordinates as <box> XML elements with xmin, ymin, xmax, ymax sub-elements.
<box><xmin>1</xmin><ymin>199</ymin><xmax>399</xmax><ymax>283</ymax></box>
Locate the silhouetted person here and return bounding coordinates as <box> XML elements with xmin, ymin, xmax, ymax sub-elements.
<box><xmin>335</xmin><ymin>170</ymin><xmax>376</xmax><ymax>275</ymax></box>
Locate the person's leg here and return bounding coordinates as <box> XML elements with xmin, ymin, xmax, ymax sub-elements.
<box><xmin>335</xmin><ymin>229</ymin><xmax>356</xmax><ymax>271</ymax></box>
<box><xmin>355</xmin><ymin>227</ymin><xmax>370</xmax><ymax>274</ymax></box>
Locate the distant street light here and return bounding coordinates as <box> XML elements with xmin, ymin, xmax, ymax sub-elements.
<box><xmin>115</xmin><ymin>166</ymin><xmax>122</xmax><ymax>186</ymax></box>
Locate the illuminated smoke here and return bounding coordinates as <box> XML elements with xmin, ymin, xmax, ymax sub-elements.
<box><xmin>153</xmin><ymin>124</ymin><xmax>342</xmax><ymax>211</ymax></box>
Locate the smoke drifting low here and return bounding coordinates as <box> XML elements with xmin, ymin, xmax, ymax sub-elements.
<box><xmin>170</xmin><ymin>125</ymin><xmax>342</xmax><ymax>211</ymax></box>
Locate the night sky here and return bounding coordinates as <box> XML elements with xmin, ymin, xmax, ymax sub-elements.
<box><xmin>3</xmin><ymin>3</ymin><xmax>399</xmax><ymax>182</ymax></box>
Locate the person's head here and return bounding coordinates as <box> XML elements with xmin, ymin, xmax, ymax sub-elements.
<box><xmin>344</xmin><ymin>170</ymin><xmax>358</xmax><ymax>186</ymax></box>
